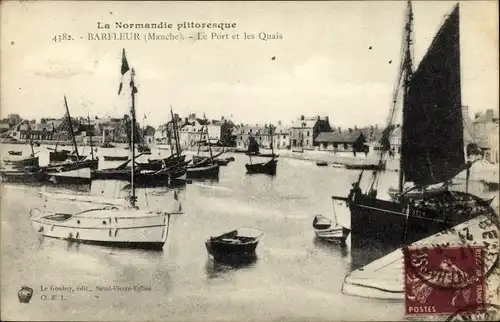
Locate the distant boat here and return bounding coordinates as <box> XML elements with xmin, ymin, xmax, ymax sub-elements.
<box><xmin>103</xmin><ymin>155</ymin><xmax>128</xmax><ymax>161</ymax></box>
<box><xmin>344</xmin><ymin>163</ymin><xmax>385</xmax><ymax>171</ymax></box>
<box><xmin>205</xmin><ymin>228</ymin><xmax>263</xmax><ymax>260</ymax></box>
<box><xmin>187</xmin><ymin>163</ymin><xmax>219</xmax><ymax>179</ymax></box>
<box><xmin>3</xmin><ymin>156</ymin><xmax>39</xmax><ymax>168</ymax></box>
<box><xmin>245</xmin><ymin>127</ymin><xmax>279</xmax><ymax>175</ymax></box>
<box><xmin>100</xmin><ymin>142</ymin><xmax>115</xmax><ymax>148</ymax></box>
<box><xmin>8</xmin><ymin>150</ymin><xmax>22</xmax><ymax>156</ymax></box>
<box><xmin>316</xmin><ymin>161</ymin><xmax>328</xmax><ymax>167</ymax></box>
<box><xmin>312</xmin><ymin>214</ymin><xmax>350</xmax><ymax>244</ymax></box>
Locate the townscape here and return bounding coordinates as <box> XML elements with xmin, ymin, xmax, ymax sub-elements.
<box><xmin>1</xmin><ymin>1</ymin><xmax>499</xmax><ymax>321</ymax></box>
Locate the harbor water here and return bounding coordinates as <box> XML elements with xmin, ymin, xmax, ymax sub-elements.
<box><xmin>1</xmin><ymin>143</ymin><xmax>498</xmax><ymax>321</ymax></box>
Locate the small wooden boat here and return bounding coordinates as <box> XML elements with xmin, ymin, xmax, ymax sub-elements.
<box><xmin>103</xmin><ymin>155</ymin><xmax>129</xmax><ymax>161</ymax></box>
<box><xmin>3</xmin><ymin>156</ymin><xmax>39</xmax><ymax>168</ymax></box>
<box><xmin>332</xmin><ymin>163</ymin><xmax>345</xmax><ymax>168</ymax></box>
<box><xmin>30</xmin><ymin>207</ymin><xmax>177</xmax><ymax>250</ymax></box>
<box><xmin>46</xmin><ymin>158</ymin><xmax>98</xmax><ymax>171</ymax></box>
<box><xmin>187</xmin><ymin>163</ymin><xmax>219</xmax><ymax>179</ymax></box>
<box><xmin>100</xmin><ymin>142</ymin><xmax>115</xmax><ymax>148</ymax></box>
<box><xmin>134</xmin><ymin>165</ymin><xmax>188</xmax><ymax>185</ymax></box>
<box><xmin>205</xmin><ymin>228</ymin><xmax>263</xmax><ymax>259</ymax></box>
<box><xmin>0</xmin><ymin>169</ymin><xmax>45</xmax><ymax>183</ymax></box>
<box><xmin>8</xmin><ymin>150</ymin><xmax>22</xmax><ymax>156</ymax></box>
<box><xmin>45</xmin><ymin>167</ymin><xmax>92</xmax><ymax>184</ymax></box>
<box><xmin>245</xmin><ymin>158</ymin><xmax>277</xmax><ymax>175</ymax></box>
<box><xmin>316</xmin><ymin>161</ymin><xmax>328</xmax><ymax>166</ymax></box>
<box><xmin>292</xmin><ymin>150</ymin><xmax>304</xmax><ymax>153</ymax></box>
<box><xmin>345</xmin><ymin>163</ymin><xmax>385</xmax><ymax>171</ymax></box>
<box><xmin>245</xmin><ymin>152</ymin><xmax>279</xmax><ymax>158</ymax></box>
<box><xmin>92</xmin><ymin>167</ymin><xmax>140</xmax><ymax>180</ymax></box>
<box><xmin>137</xmin><ymin>155</ymin><xmax>186</xmax><ymax>171</ymax></box>
<box><xmin>312</xmin><ymin>214</ymin><xmax>350</xmax><ymax>244</ymax></box>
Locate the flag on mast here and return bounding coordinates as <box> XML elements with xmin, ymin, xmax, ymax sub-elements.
<box><xmin>118</xmin><ymin>49</ymin><xmax>131</xmax><ymax>95</ymax></box>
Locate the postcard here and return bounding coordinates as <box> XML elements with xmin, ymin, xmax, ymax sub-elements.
<box><xmin>1</xmin><ymin>0</ymin><xmax>498</xmax><ymax>321</ymax></box>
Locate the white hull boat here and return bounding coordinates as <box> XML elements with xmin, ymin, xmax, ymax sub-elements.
<box><xmin>46</xmin><ymin>167</ymin><xmax>91</xmax><ymax>184</ymax></box>
<box><xmin>30</xmin><ymin>207</ymin><xmax>179</xmax><ymax>250</ymax></box>
<box><xmin>312</xmin><ymin>214</ymin><xmax>350</xmax><ymax>243</ymax></box>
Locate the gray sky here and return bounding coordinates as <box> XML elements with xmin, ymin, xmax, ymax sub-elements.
<box><xmin>1</xmin><ymin>0</ymin><xmax>498</xmax><ymax>128</ymax></box>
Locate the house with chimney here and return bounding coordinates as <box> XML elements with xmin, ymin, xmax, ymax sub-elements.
<box><xmin>290</xmin><ymin>115</ymin><xmax>331</xmax><ymax>150</ymax></box>
<box><xmin>473</xmin><ymin>108</ymin><xmax>499</xmax><ymax>163</ymax></box>
<box><xmin>234</xmin><ymin>124</ymin><xmax>273</xmax><ymax>150</ymax></box>
<box><xmin>272</xmin><ymin>121</ymin><xmax>290</xmax><ymax>149</ymax></box>
<box><xmin>178</xmin><ymin>113</ymin><xmax>208</xmax><ymax>148</ymax></box>
<box><xmin>315</xmin><ymin>127</ymin><xmax>366</xmax><ymax>152</ymax></box>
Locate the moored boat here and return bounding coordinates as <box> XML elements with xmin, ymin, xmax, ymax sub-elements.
<box><xmin>312</xmin><ymin>214</ymin><xmax>350</xmax><ymax>244</ymax></box>
<box><xmin>245</xmin><ymin>158</ymin><xmax>277</xmax><ymax>175</ymax></box>
<box><xmin>316</xmin><ymin>161</ymin><xmax>328</xmax><ymax>167</ymax></box>
<box><xmin>8</xmin><ymin>150</ymin><xmax>22</xmax><ymax>156</ymax></box>
<box><xmin>205</xmin><ymin>227</ymin><xmax>264</xmax><ymax>260</ymax></box>
<box><xmin>103</xmin><ymin>155</ymin><xmax>129</xmax><ymax>161</ymax></box>
<box><xmin>45</xmin><ymin>167</ymin><xmax>92</xmax><ymax>184</ymax></box>
<box><xmin>187</xmin><ymin>163</ymin><xmax>219</xmax><ymax>179</ymax></box>
<box><xmin>3</xmin><ymin>156</ymin><xmax>39</xmax><ymax>168</ymax></box>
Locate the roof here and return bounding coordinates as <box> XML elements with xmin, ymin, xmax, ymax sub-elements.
<box><xmin>291</xmin><ymin>118</ymin><xmax>317</xmax><ymax>129</ymax></box>
<box><xmin>315</xmin><ymin>130</ymin><xmax>364</xmax><ymax>143</ymax></box>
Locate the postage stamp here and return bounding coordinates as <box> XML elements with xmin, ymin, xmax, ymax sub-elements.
<box><xmin>404</xmin><ymin>246</ymin><xmax>485</xmax><ymax>316</ymax></box>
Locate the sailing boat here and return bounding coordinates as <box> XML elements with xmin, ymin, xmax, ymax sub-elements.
<box><xmin>2</xmin><ymin>121</ymin><xmax>39</xmax><ymax>168</ymax></box>
<box><xmin>245</xmin><ymin>125</ymin><xmax>278</xmax><ymax>175</ymax></box>
<box><xmin>29</xmin><ymin>49</ymin><xmax>182</xmax><ymax>250</ymax></box>
<box><xmin>332</xmin><ymin>2</ymin><xmax>494</xmax><ymax>250</ymax></box>
<box><xmin>46</xmin><ymin>96</ymin><xmax>98</xmax><ymax>171</ymax></box>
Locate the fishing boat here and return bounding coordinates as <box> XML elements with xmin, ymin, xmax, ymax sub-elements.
<box><xmin>8</xmin><ymin>150</ymin><xmax>22</xmax><ymax>156</ymax></box>
<box><xmin>332</xmin><ymin>2</ymin><xmax>493</xmax><ymax>250</ymax></box>
<box><xmin>0</xmin><ymin>168</ymin><xmax>45</xmax><ymax>183</ymax></box>
<box><xmin>100</xmin><ymin>142</ymin><xmax>115</xmax><ymax>148</ymax></box>
<box><xmin>344</xmin><ymin>163</ymin><xmax>385</xmax><ymax>171</ymax></box>
<box><xmin>3</xmin><ymin>155</ymin><xmax>39</xmax><ymax>168</ymax></box>
<box><xmin>245</xmin><ymin>126</ymin><xmax>278</xmax><ymax>175</ymax></box>
<box><xmin>29</xmin><ymin>50</ymin><xmax>183</xmax><ymax>250</ymax></box>
<box><xmin>103</xmin><ymin>155</ymin><xmax>129</xmax><ymax>161</ymax></box>
<box><xmin>136</xmin><ymin>154</ymin><xmax>186</xmax><ymax>171</ymax></box>
<box><xmin>316</xmin><ymin>161</ymin><xmax>328</xmax><ymax>167</ymax></box>
<box><xmin>312</xmin><ymin>215</ymin><xmax>350</xmax><ymax>244</ymax></box>
<box><xmin>205</xmin><ymin>227</ymin><xmax>264</xmax><ymax>259</ymax></box>
<box><xmin>187</xmin><ymin>163</ymin><xmax>219</xmax><ymax>179</ymax></box>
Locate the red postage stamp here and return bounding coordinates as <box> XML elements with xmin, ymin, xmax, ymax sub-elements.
<box><xmin>404</xmin><ymin>245</ymin><xmax>485</xmax><ymax>316</ymax></box>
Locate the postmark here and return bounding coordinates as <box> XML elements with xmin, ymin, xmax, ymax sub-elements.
<box><xmin>404</xmin><ymin>245</ymin><xmax>486</xmax><ymax>316</ymax></box>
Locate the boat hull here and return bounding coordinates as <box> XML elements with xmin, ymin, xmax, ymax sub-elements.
<box><xmin>45</xmin><ymin>167</ymin><xmax>91</xmax><ymax>184</ymax></box>
<box><xmin>103</xmin><ymin>156</ymin><xmax>128</xmax><ymax>161</ymax></box>
<box><xmin>187</xmin><ymin>163</ymin><xmax>219</xmax><ymax>179</ymax></box>
<box><xmin>346</xmin><ymin>190</ymin><xmax>494</xmax><ymax>250</ymax></box>
<box><xmin>3</xmin><ymin>156</ymin><xmax>39</xmax><ymax>168</ymax></box>
<box><xmin>0</xmin><ymin>170</ymin><xmax>45</xmax><ymax>183</ymax></box>
<box><xmin>30</xmin><ymin>208</ymin><xmax>170</xmax><ymax>250</ymax></box>
<box><xmin>8</xmin><ymin>151</ymin><xmax>22</xmax><ymax>156</ymax></box>
<box><xmin>92</xmin><ymin>168</ymin><xmax>139</xmax><ymax>180</ymax></box>
<box><xmin>245</xmin><ymin>159</ymin><xmax>277</xmax><ymax>175</ymax></box>
<box><xmin>46</xmin><ymin>158</ymin><xmax>98</xmax><ymax>171</ymax></box>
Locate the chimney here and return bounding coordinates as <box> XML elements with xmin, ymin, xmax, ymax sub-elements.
<box><xmin>354</xmin><ymin>125</ymin><xmax>358</xmax><ymax>130</ymax></box>
<box><xmin>338</xmin><ymin>127</ymin><xmax>341</xmax><ymax>133</ymax></box>
<box><xmin>325</xmin><ymin>116</ymin><xmax>329</xmax><ymax>122</ymax></box>
<box><xmin>221</xmin><ymin>116</ymin><xmax>225</xmax><ymax>121</ymax></box>
<box><xmin>486</xmin><ymin>109</ymin><xmax>494</xmax><ymax>122</ymax></box>
<box><xmin>300</xmin><ymin>115</ymin><xmax>305</xmax><ymax>121</ymax></box>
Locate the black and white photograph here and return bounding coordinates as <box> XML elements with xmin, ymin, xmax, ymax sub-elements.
<box><xmin>1</xmin><ymin>0</ymin><xmax>498</xmax><ymax>321</ymax></box>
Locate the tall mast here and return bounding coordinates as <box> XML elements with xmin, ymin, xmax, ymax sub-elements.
<box><xmin>64</xmin><ymin>95</ymin><xmax>80</xmax><ymax>159</ymax></box>
<box><xmin>87</xmin><ymin>115</ymin><xmax>95</xmax><ymax>160</ymax></box>
<box><xmin>130</xmin><ymin>69</ymin><xmax>137</xmax><ymax>208</ymax></box>
<box><xmin>398</xmin><ymin>0</ymin><xmax>414</xmax><ymax>193</ymax></box>
<box><xmin>270</xmin><ymin>124</ymin><xmax>275</xmax><ymax>156</ymax></box>
<box><xmin>170</xmin><ymin>105</ymin><xmax>180</xmax><ymax>157</ymax></box>
<box><xmin>26</xmin><ymin>121</ymin><xmax>35</xmax><ymax>156</ymax></box>
<box><xmin>204</xmin><ymin>114</ymin><xmax>213</xmax><ymax>159</ymax></box>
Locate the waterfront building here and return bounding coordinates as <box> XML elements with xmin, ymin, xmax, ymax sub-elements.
<box><xmin>315</xmin><ymin>128</ymin><xmax>366</xmax><ymax>152</ymax></box>
<box><xmin>290</xmin><ymin>115</ymin><xmax>331</xmax><ymax>150</ymax></box>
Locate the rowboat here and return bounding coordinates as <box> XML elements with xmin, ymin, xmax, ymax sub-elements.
<box><xmin>312</xmin><ymin>214</ymin><xmax>350</xmax><ymax>244</ymax></box>
<box><xmin>205</xmin><ymin>228</ymin><xmax>263</xmax><ymax>260</ymax></box>
<box><xmin>8</xmin><ymin>150</ymin><xmax>22</xmax><ymax>156</ymax></box>
<box><xmin>316</xmin><ymin>161</ymin><xmax>328</xmax><ymax>166</ymax></box>
<box><xmin>187</xmin><ymin>163</ymin><xmax>219</xmax><ymax>179</ymax></box>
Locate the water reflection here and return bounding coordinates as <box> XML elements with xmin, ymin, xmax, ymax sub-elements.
<box><xmin>313</xmin><ymin>237</ymin><xmax>349</xmax><ymax>258</ymax></box>
<box><xmin>205</xmin><ymin>253</ymin><xmax>258</xmax><ymax>279</ymax></box>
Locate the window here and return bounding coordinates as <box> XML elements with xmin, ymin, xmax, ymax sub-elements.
<box><xmin>307</xmin><ymin>131</ymin><xmax>310</xmax><ymax>137</ymax></box>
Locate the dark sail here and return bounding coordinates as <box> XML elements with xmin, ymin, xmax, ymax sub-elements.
<box><xmin>402</xmin><ymin>4</ymin><xmax>465</xmax><ymax>186</ymax></box>
<box><xmin>248</xmin><ymin>136</ymin><xmax>259</xmax><ymax>154</ymax></box>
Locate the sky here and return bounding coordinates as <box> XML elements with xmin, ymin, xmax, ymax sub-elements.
<box><xmin>0</xmin><ymin>0</ymin><xmax>498</xmax><ymax>128</ymax></box>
